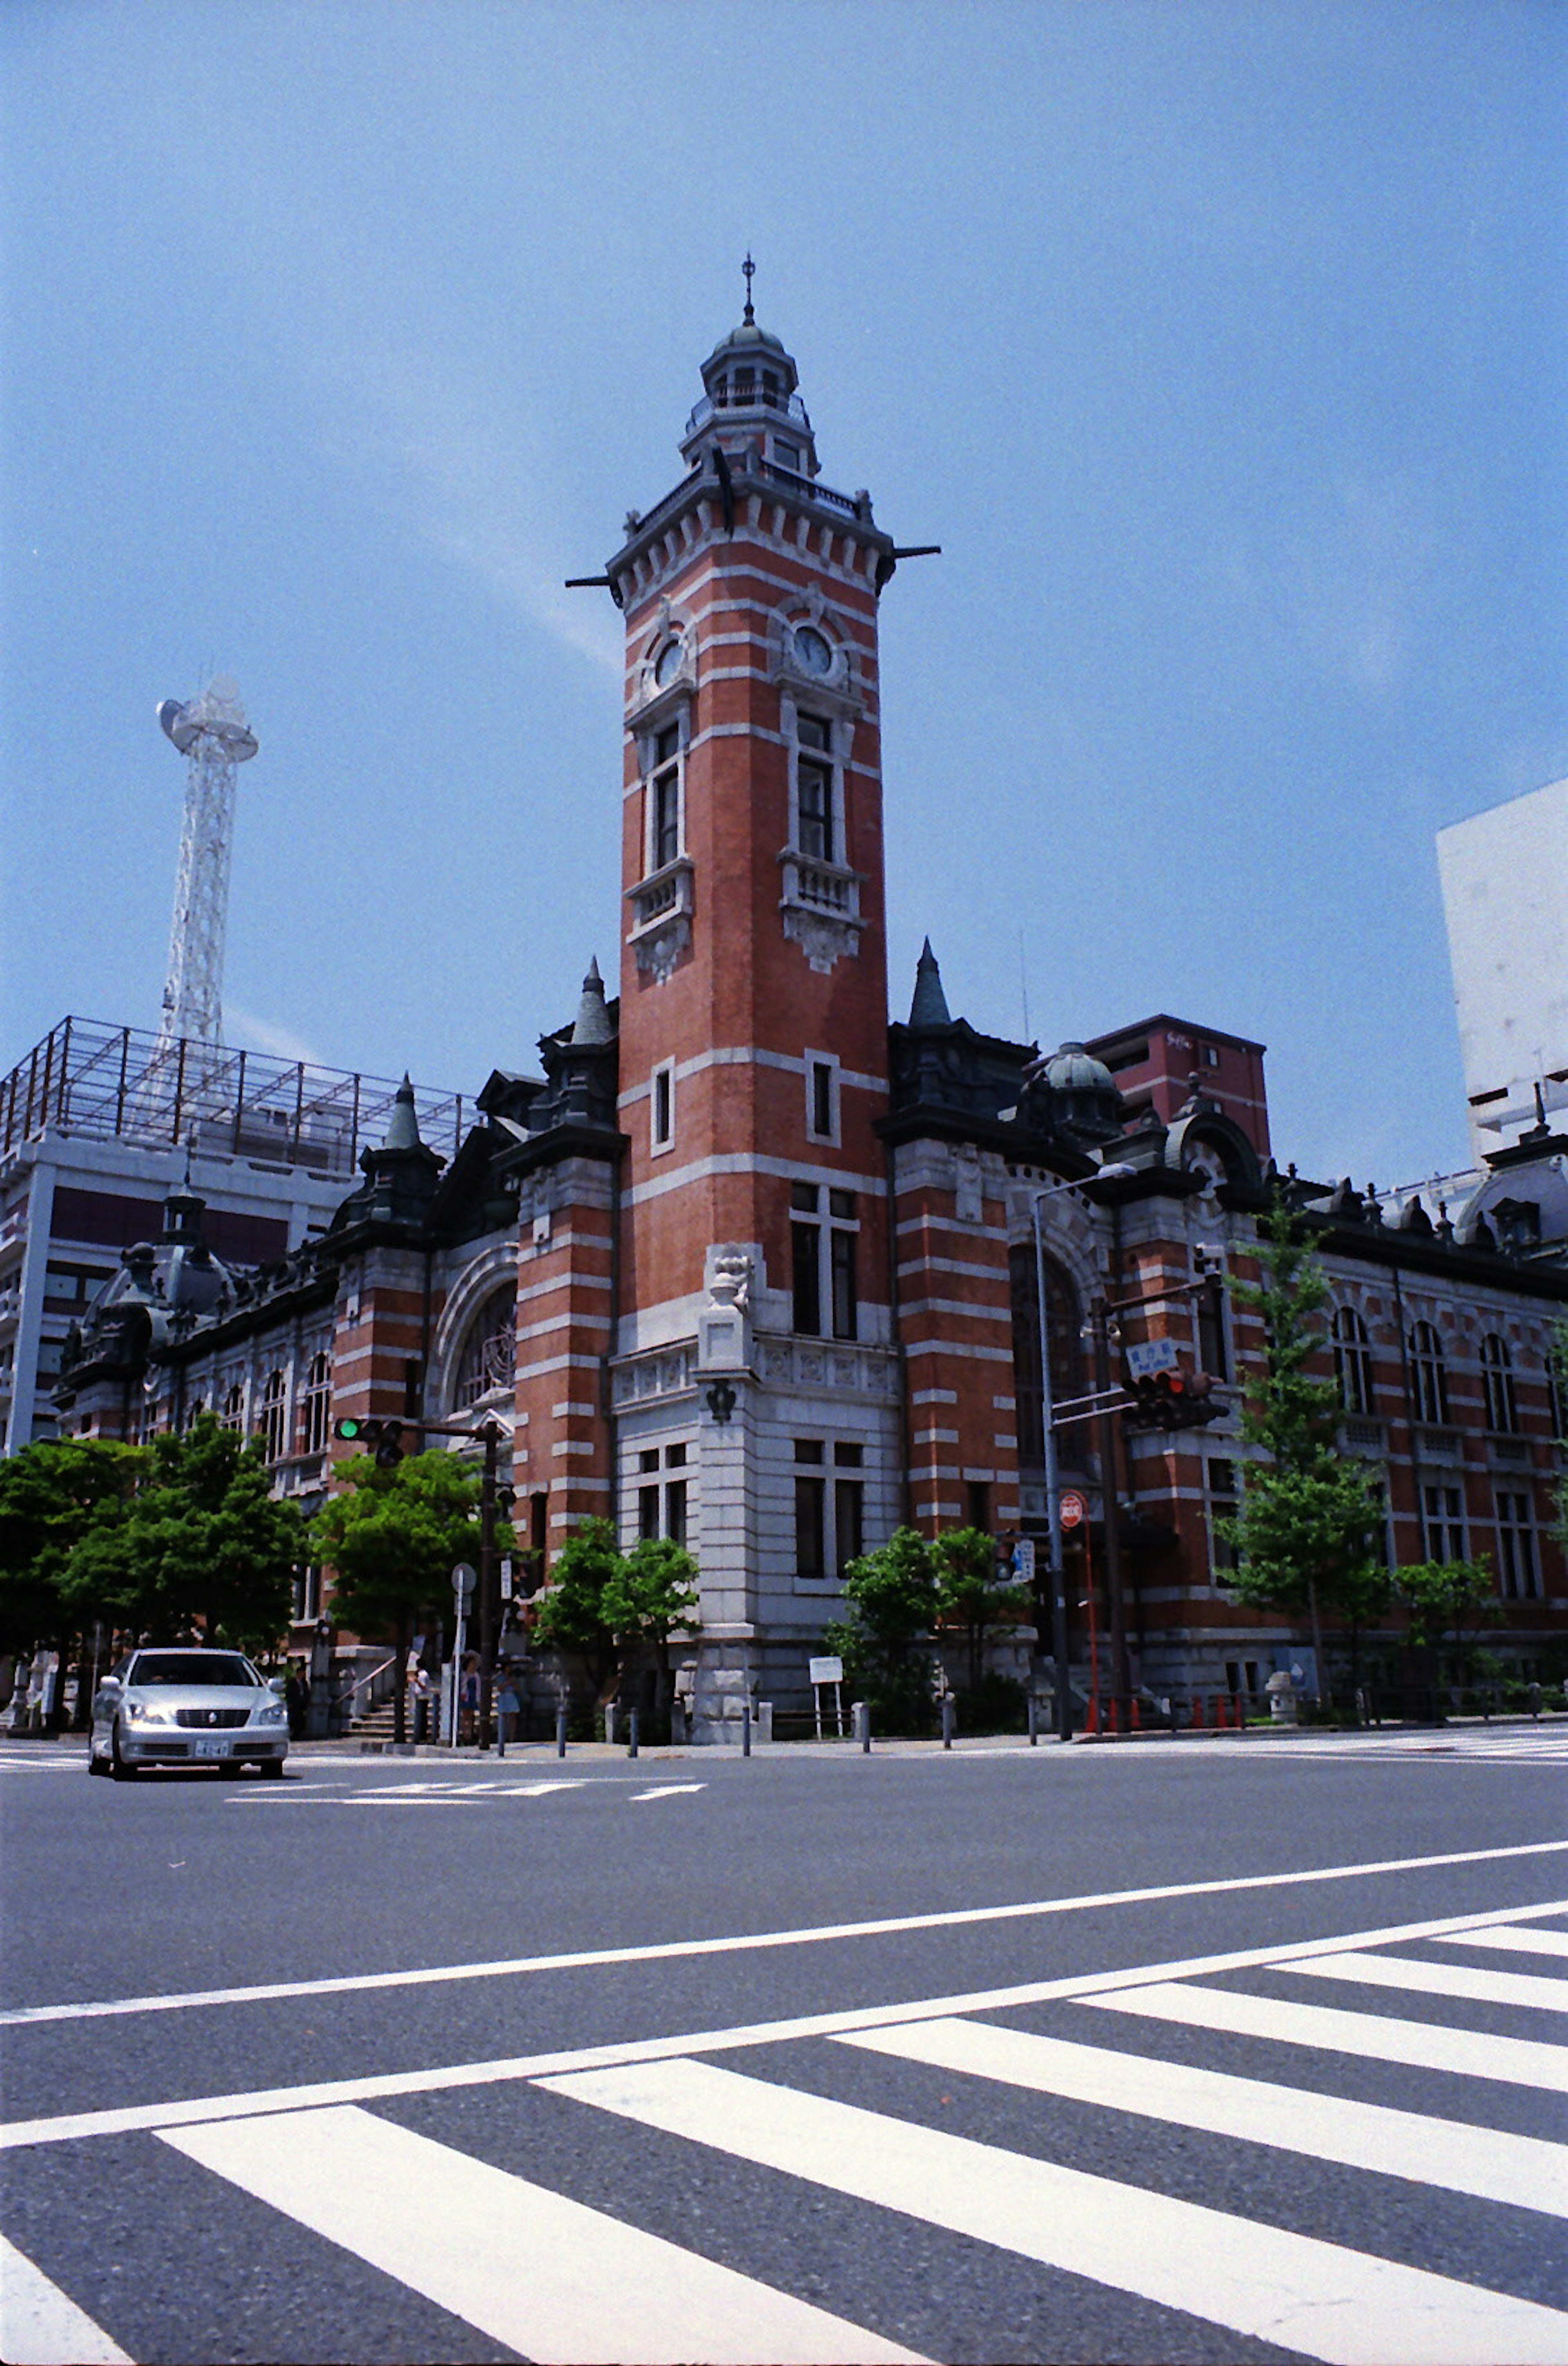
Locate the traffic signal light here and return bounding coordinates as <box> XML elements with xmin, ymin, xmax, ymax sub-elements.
<box><xmin>1123</xmin><ymin>1368</ymin><xmax>1222</xmax><ymax>1430</ymax></box>
<box><xmin>333</xmin><ymin>1416</ymin><xmax>405</xmax><ymax>1467</ymax></box>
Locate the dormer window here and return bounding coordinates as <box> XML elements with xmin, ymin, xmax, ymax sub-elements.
<box><xmin>775</xmin><ymin>439</ymin><xmax>801</xmax><ymax>471</ymax></box>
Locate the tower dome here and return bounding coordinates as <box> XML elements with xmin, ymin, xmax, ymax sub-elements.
<box><xmin>680</xmin><ymin>260</ymin><xmax>819</xmax><ymax>480</ymax></box>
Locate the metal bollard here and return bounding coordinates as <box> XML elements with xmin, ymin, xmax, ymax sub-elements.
<box><xmin>854</xmin><ymin>1700</ymin><xmax>871</xmax><ymax>1753</ymax></box>
<box><xmin>555</xmin><ymin>1706</ymin><xmax>568</xmax><ymax>1758</ymax></box>
<box><xmin>741</xmin><ymin>1701</ymin><xmax>751</xmax><ymax>1758</ymax></box>
<box><xmin>628</xmin><ymin>1709</ymin><xmax>639</xmax><ymax>1759</ymax></box>
<box><xmin>1027</xmin><ymin>1693</ymin><xmax>1038</xmax><ymax>1746</ymax></box>
<box><xmin>941</xmin><ymin>1695</ymin><xmax>955</xmax><ymax>1750</ymax></box>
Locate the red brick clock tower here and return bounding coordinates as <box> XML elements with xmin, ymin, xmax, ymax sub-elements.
<box><xmin>597</xmin><ymin>296</ymin><xmax>909</xmax><ymax>1724</ymax></box>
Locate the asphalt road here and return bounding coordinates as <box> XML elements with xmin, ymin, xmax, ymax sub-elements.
<box><xmin>2</xmin><ymin>1724</ymin><xmax>1566</xmax><ymax>2366</ymax></box>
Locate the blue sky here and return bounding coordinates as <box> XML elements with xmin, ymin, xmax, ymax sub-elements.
<box><xmin>3</xmin><ymin>0</ymin><xmax>1563</xmax><ymax>1191</ymax></box>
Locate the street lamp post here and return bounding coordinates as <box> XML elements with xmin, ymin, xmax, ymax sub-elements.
<box><xmin>1030</xmin><ymin>1165</ymin><xmax>1136</xmax><ymax>1742</ymax></box>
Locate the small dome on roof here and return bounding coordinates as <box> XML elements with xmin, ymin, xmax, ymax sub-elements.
<box><xmin>1042</xmin><ymin>1042</ymin><xmax>1117</xmax><ymax>1097</ymax></box>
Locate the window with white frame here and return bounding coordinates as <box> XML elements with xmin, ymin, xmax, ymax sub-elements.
<box><xmin>454</xmin><ymin>1286</ymin><xmax>516</xmax><ymax>1409</ymax></box>
<box><xmin>646</xmin><ymin>723</ymin><xmax>682</xmax><ymax>875</ymax></box>
<box><xmin>1481</xmin><ymin>1333</ymin><xmax>1518</xmax><ymax>1434</ymax></box>
<box><xmin>805</xmin><ymin>1054</ymin><xmax>839</xmax><ymax>1144</ymax></box>
<box><xmin>1421</xmin><ymin>1481</ymin><xmax>1466</xmax><ymax>1562</ymax></box>
<box><xmin>301</xmin><ymin>1351</ymin><xmax>331</xmax><ymax>1455</ymax></box>
<box><xmin>636</xmin><ymin>1443</ymin><xmax>689</xmax><ymax>1544</ymax></box>
<box><xmin>1331</xmin><ymin>1304</ymin><xmax>1375</xmax><ymax>1415</ymax></box>
<box><xmin>650</xmin><ymin>1060</ymin><xmax>675</xmax><ymax>1153</ymax></box>
<box><xmin>1495</xmin><ymin>1489</ymin><xmax>1539</xmax><ymax>1599</ymax></box>
<box><xmin>794</xmin><ymin>713</ymin><xmax>836</xmax><ymax>862</ymax></box>
<box><xmin>257</xmin><ymin>1369</ymin><xmax>287</xmax><ymax>1464</ymax></box>
<box><xmin>220</xmin><ymin>1382</ymin><xmax>245</xmax><ymax>1433</ymax></box>
<box><xmin>794</xmin><ymin>1438</ymin><xmax>866</xmax><ymax>1585</ymax></box>
<box><xmin>1408</xmin><ymin>1321</ymin><xmax>1450</xmax><ymax>1426</ymax></box>
<box><xmin>791</xmin><ymin>1183</ymin><xmax>858</xmax><ymax>1339</ymax></box>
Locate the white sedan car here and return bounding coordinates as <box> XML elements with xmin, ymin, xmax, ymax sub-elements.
<box><xmin>89</xmin><ymin>1647</ymin><xmax>289</xmax><ymax>1780</ymax></box>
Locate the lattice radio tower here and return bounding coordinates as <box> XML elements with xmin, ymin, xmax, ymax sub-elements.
<box><xmin>154</xmin><ymin>675</ymin><xmax>257</xmax><ymax>1057</ymax></box>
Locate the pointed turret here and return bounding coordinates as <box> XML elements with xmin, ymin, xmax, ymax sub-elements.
<box><xmin>909</xmin><ymin>938</ymin><xmax>952</xmax><ymax>1029</ymax></box>
<box><xmin>382</xmin><ymin>1074</ymin><xmax>423</xmax><ymax>1152</ymax></box>
<box><xmin>571</xmin><ymin>958</ymin><xmax>613</xmax><ymax>1048</ymax></box>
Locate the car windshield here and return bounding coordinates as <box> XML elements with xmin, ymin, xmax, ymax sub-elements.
<box><xmin>128</xmin><ymin>1653</ymin><xmax>261</xmax><ymax>1688</ymax></box>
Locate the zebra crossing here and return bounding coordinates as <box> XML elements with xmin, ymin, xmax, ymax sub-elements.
<box><xmin>4</xmin><ymin>1897</ymin><xmax>1566</xmax><ymax>2364</ymax></box>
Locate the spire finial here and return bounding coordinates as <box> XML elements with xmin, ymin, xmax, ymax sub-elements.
<box><xmin>742</xmin><ymin>251</ymin><xmax>755</xmax><ymax>325</ymax></box>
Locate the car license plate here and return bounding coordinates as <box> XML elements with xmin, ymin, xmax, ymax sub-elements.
<box><xmin>193</xmin><ymin>1733</ymin><xmax>232</xmax><ymax>1758</ymax></box>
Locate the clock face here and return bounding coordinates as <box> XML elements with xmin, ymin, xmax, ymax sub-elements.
<box><xmin>794</xmin><ymin>625</ymin><xmax>833</xmax><ymax>677</ymax></box>
<box><xmin>653</xmin><ymin>638</ymin><xmax>684</xmax><ymax>688</ymax></box>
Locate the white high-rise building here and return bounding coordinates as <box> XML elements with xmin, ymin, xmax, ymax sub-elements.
<box><xmin>1437</xmin><ymin>778</ymin><xmax>1568</xmax><ymax>1160</ymax></box>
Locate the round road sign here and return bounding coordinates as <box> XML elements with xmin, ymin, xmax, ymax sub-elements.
<box><xmin>1059</xmin><ymin>1490</ymin><xmax>1087</xmax><ymax>1531</ymax></box>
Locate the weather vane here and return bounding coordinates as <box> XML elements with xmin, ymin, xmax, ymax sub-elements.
<box><xmin>742</xmin><ymin>251</ymin><xmax>755</xmax><ymax>324</ymax></box>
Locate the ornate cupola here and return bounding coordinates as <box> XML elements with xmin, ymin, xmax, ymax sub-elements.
<box><xmin>679</xmin><ymin>258</ymin><xmax>820</xmax><ymax>483</ymax></box>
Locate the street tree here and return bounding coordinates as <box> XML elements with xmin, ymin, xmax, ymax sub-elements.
<box><xmin>932</xmin><ymin>1526</ymin><xmax>1028</xmax><ymax>1695</ymax></box>
<box><xmin>60</xmin><ymin>1415</ymin><xmax>303</xmax><ymax>1660</ymax></box>
<box><xmin>1397</xmin><ymin>1556</ymin><xmax>1497</xmax><ymax>1688</ymax></box>
<box><xmin>1552</xmin><ymin>1320</ymin><xmax>1568</xmax><ymax>1551</ymax></box>
<box><xmin>1220</xmin><ymin>1194</ymin><xmax>1389</xmax><ymax>1702</ymax></box>
<box><xmin>0</xmin><ymin>1437</ymin><xmax>144</xmax><ymax>1724</ymax></box>
<box><xmin>826</xmin><ymin>1525</ymin><xmax>940</xmax><ymax>1733</ymax></box>
<box><xmin>530</xmin><ymin>1520</ymin><xmax>700</xmax><ymax>1732</ymax></box>
<box><xmin>310</xmin><ymin>1450</ymin><xmax>489</xmax><ymax>1744</ymax></box>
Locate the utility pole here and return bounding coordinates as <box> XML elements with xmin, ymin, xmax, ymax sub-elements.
<box><xmin>1091</xmin><ymin>1303</ymin><xmax>1132</xmax><ymax>1724</ymax></box>
<box><xmin>476</xmin><ymin>1419</ymin><xmax>501</xmax><ymax>1750</ymax></box>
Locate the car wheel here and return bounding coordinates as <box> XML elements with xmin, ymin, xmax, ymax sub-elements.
<box><xmin>261</xmin><ymin>1758</ymin><xmax>285</xmax><ymax>1778</ymax></box>
<box><xmin>109</xmin><ymin>1724</ymin><xmax>136</xmax><ymax>1782</ymax></box>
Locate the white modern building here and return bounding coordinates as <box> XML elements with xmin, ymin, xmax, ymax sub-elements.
<box><xmin>0</xmin><ymin>1016</ymin><xmax>466</xmax><ymax>1455</ymax></box>
<box><xmin>1438</xmin><ymin>778</ymin><xmax>1568</xmax><ymax>1161</ymax></box>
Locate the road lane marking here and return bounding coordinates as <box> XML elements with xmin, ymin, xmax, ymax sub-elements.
<box><xmin>159</xmin><ymin>2104</ymin><xmax>925</xmax><ymax>2366</ymax></box>
<box><xmin>1086</xmin><ymin>1981</ymin><xmax>1568</xmax><ymax>2090</ymax></box>
<box><xmin>836</xmin><ymin>2015</ymin><xmax>1568</xmax><ymax>2216</ymax></box>
<box><xmin>539</xmin><ymin>2057</ymin><xmax>1568</xmax><ymax>2366</ymax></box>
<box><xmin>4</xmin><ymin>1837</ymin><xmax>1564</xmax><ymax>2027</ymax></box>
<box><xmin>0</xmin><ymin>2235</ymin><xmax>132</xmax><ymax>2365</ymax></box>
<box><xmin>1430</xmin><ymin>1922</ymin><xmax>1568</xmax><ymax>1958</ymax></box>
<box><xmin>7</xmin><ymin>1896</ymin><xmax>1568</xmax><ymax>2149</ymax></box>
<box><xmin>1281</xmin><ymin>1950</ymin><xmax>1568</xmax><ymax>2014</ymax></box>
<box><xmin>630</xmin><ymin>1784</ymin><xmax>706</xmax><ymax>1802</ymax></box>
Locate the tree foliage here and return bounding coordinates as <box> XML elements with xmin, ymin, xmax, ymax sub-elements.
<box><xmin>1220</xmin><ymin>1194</ymin><xmax>1388</xmax><ymax>1693</ymax></box>
<box><xmin>1551</xmin><ymin>1319</ymin><xmax>1568</xmax><ymax>1551</ymax></box>
<box><xmin>60</xmin><ymin>1415</ymin><xmax>304</xmax><ymax>1654</ymax></box>
<box><xmin>931</xmin><ymin>1526</ymin><xmax>1028</xmax><ymax>1693</ymax></box>
<box><xmin>529</xmin><ymin>1518</ymin><xmax>700</xmax><ymax>1721</ymax></box>
<box><xmin>1397</xmin><ymin>1556</ymin><xmax>1497</xmax><ymax>1677</ymax></box>
<box><xmin>310</xmin><ymin>1449</ymin><xmax>492</xmax><ymax>1741</ymax></box>
<box><xmin>826</xmin><ymin>1526</ymin><xmax>940</xmax><ymax>1732</ymax></box>
<box><xmin>0</xmin><ymin>1438</ymin><xmax>143</xmax><ymax>1658</ymax></box>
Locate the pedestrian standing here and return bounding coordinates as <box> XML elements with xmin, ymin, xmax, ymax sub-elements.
<box><xmin>497</xmin><ymin>1670</ymin><xmax>521</xmax><ymax>1748</ymax></box>
<box><xmin>412</xmin><ymin>1664</ymin><xmax>434</xmax><ymax>1744</ymax></box>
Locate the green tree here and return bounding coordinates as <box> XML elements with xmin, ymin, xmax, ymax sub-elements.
<box><xmin>826</xmin><ymin>1525</ymin><xmax>940</xmax><ymax>1733</ymax></box>
<box><xmin>0</xmin><ymin>1437</ymin><xmax>144</xmax><ymax>1726</ymax></box>
<box><xmin>60</xmin><ymin>1415</ymin><xmax>303</xmax><ymax>1658</ymax></box>
<box><xmin>530</xmin><ymin>1520</ymin><xmax>701</xmax><ymax>1733</ymax></box>
<box><xmin>604</xmin><ymin>1535</ymin><xmax>701</xmax><ymax>1729</ymax></box>
<box><xmin>1398</xmin><ymin>1556</ymin><xmax>1497</xmax><ymax>1688</ymax></box>
<box><xmin>1220</xmin><ymin>1194</ymin><xmax>1388</xmax><ymax>1704</ymax></box>
<box><xmin>310</xmin><ymin>1450</ymin><xmax>488</xmax><ymax>1744</ymax></box>
<box><xmin>932</xmin><ymin>1526</ymin><xmax>1028</xmax><ymax>1694</ymax></box>
<box><xmin>1551</xmin><ymin>1320</ymin><xmax>1568</xmax><ymax>1551</ymax></box>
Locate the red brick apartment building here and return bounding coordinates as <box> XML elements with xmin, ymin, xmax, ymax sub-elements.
<box><xmin>44</xmin><ymin>308</ymin><xmax>1568</xmax><ymax>1722</ymax></box>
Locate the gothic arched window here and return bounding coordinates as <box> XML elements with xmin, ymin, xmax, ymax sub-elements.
<box><xmin>1481</xmin><ymin>1334</ymin><xmax>1517</xmax><ymax>1434</ymax></box>
<box><xmin>221</xmin><ymin>1382</ymin><xmax>245</xmax><ymax>1433</ymax></box>
<box><xmin>1407</xmin><ymin>1321</ymin><xmax>1449</xmax><ymax>1426</ymax></box>
<box><xmin>1331</xmin><ymin>1305</ymin><xmax>1375</xmax><ymax>1417</ymax></box>
<box><xmin>454</xmin><ymin>1286</ymin><xmax>516</xmax><ymax>1410</ymax></box>
<box><xmin>301</xmin><ymin>1351</ymin><xmax>331</xmax><ymax>1455</ymax></box>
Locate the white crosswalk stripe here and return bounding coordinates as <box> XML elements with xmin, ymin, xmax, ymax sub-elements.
<box><xmin>9</xmin><ymin>1906</ymin><xmax>1568</xmax><ymax>2363</ymax></box>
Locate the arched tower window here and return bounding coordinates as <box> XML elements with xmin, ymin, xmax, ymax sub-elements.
<box><xmin>454</xmin><ymin>1285</ymin><xmax>516</xmax><ymax>1410</ymax></box>
<box><xmin>1480</xmin><ymin>1334</ymin><xmax>1517</xmax><ymax>1434</ymax></box>
<box><xmin>220</xmin><ymin>1382</ymin><xmax>245</xmax><ymax>1433</ymax></box>
<box><xmin>1407</xmin><ymin>1321</ymin><xmax>1449</xmax><ymax>1426</ymax></box>
<box><xmin>257</xmin><ymin>1370</ymin><xmax>287</xmax><ymax>1464</ymax></box>
<box><xmin>1331</xmin><ymin>1305</ymin><xmax>1375</xmax><ymax>1416</ymax></box>
<box><xmin>301</xmin><ymin>1351</ymin><xmax>331</xmax><ymax>1455</ymax></box>
<box><xmin>1009</xmin><ymin>1245</ymin><xmax>1084</xmax><ymax>1467</ymax></box>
